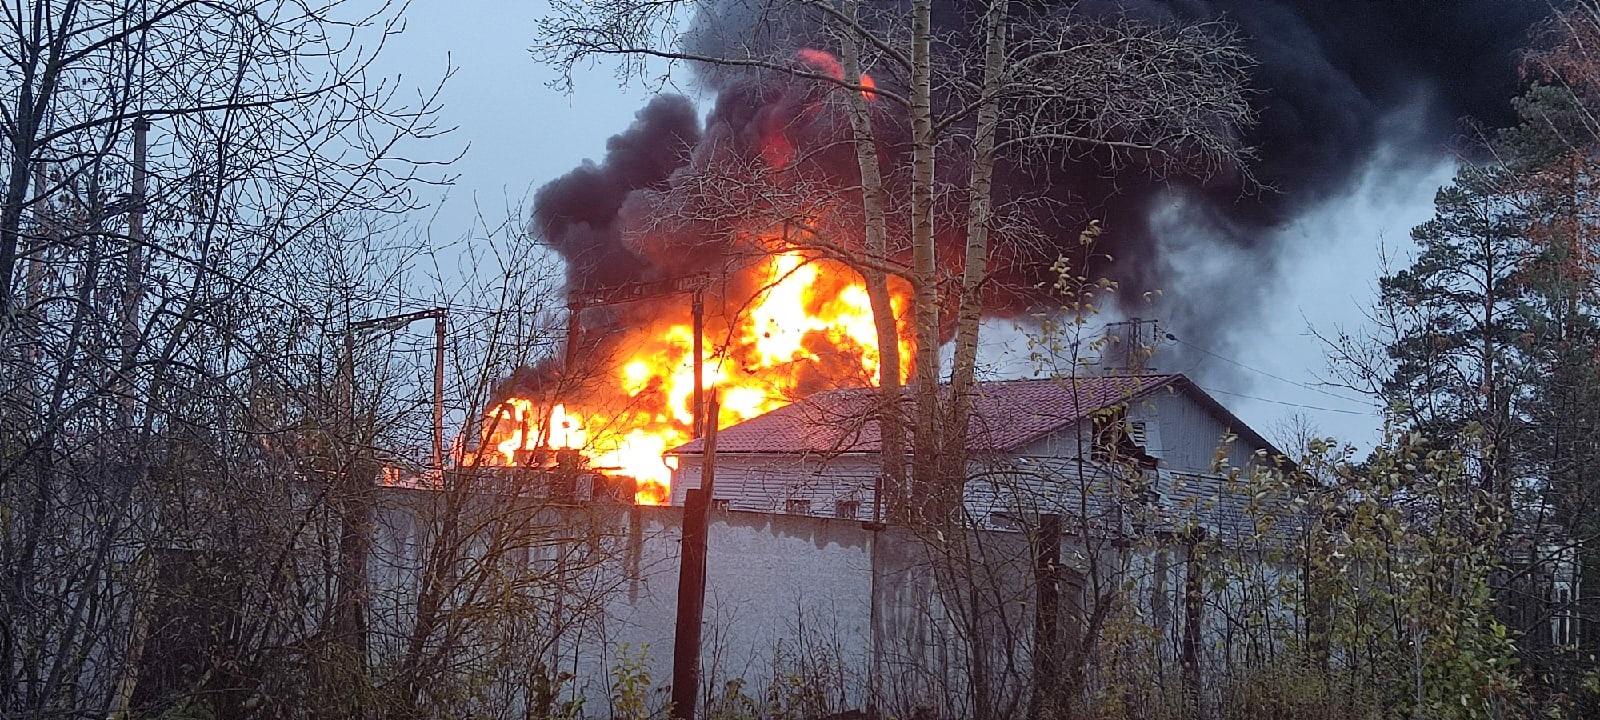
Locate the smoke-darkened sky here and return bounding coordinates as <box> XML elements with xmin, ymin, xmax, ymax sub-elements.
<box><xmin>384</xmin><ymin>0</ymin><xmax>1553</xmax><ymax>448</ymax></box>
<box><xmin>530</xmin><ymin>1</ymin><xmax>1547</xmax><ymax>371</ymax></box>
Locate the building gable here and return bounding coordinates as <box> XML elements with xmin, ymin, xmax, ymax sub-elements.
<box><xmin>670</xmin><ymin>375</ymin><xmax>1290</xmax><ymax>526</ymax></box>
<box><xmin>670</xmin><ymin>374</ymin><xmax>1185</xmax><ymax>457</ymax></box>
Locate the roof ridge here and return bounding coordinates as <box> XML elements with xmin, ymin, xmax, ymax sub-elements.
<box><xmin>669</xmin><ymin>373</ymin><xmax>1188</xmax><ymax>456</ymax></box>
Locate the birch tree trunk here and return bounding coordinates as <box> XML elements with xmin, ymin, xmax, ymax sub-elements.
<box><xmin>838</xmin><ymin>0</ymin><xmax>908</xmax><ymax>519</ymax></box>
<box><xmin>907</xmin><ymin>0</ymin><xmax>945</xmax><ymax>519</ymax></box>
<box><xmin>947</xmin><ymin>0</ymin><xmax>1009</xmax><ymax>506</ymax></box>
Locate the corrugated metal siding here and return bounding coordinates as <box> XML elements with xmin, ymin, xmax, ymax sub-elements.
<box><xmin>964</xmin><ymin>385</ymin><xmax>1271</xmax><ymax>479</ymax></box>
<box><xmin>673</xmin><ymin>453</ymin><xmax>881</xmax><ymax>518</ymax></box>
<box><xmin>672</xmin><ymin>381</ymin><xmax>1287</xmax><ymax>529</ymax></box>
<box><xmin>1141</xmin><ymin>389</ymin><xmax>1272</xmax><ymax>474</ymax></box>
<box><xmin>962</xmin><ymin>453</ymin><xmax>1126</xmax><ymax>531</ymax></box>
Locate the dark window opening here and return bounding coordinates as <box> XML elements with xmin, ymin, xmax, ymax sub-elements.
<box><xmin>1092</xmin><ymin>407</ymin><xmax>1159</xmax><ymax>473</ymax></box>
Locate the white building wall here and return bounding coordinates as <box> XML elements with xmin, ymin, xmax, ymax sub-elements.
<box><xmin>672</xmin><ymin>453</ymin><xmax>882</xmax><ymax>519</ymax></box>
<box><xmin>1134</xmin><ymin>389</ymin><xmax>1273</xmax><ymax>474</ymax></box>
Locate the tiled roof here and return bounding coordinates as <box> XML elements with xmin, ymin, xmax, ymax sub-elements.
<box><xmin>670</xmin><ymin>374</ymin><xmax>1182</xmax><ymax>455</ymax></box>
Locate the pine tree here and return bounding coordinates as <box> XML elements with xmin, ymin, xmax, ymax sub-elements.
<box><xmin>1378</xmin><ymin>163</ymin><xmax>1529</xmax><ymax>506</ymax></box>
<box><xmin>1500</xmin><ymin>83</ymin><xmax>1600</xmax><ymax>667</ymax></box>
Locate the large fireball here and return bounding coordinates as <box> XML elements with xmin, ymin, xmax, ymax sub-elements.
<box><xmin>471</xmin><ymin>249</ymin><xmax>910</xmax><ymax>504</ymax></box>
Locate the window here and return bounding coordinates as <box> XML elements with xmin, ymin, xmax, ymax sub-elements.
<box><xmin>1126</xmin><ymin>420</ymin><xmax>1148</xmax><ymax>447</ymax></box>
<box><xmin>988</xmin><ymin>512</ymin><xmax>1022</xmax><ymax>532</ymax></box>
<box><xmin>834</xmin><ymin>500</ymin><xmax>860</xmax><ymax>520</ymax></box>
<box><xmin>1554</xmin><ymin>586</ymin><xmax>1575</xmax><ymax>647</ymax></box>
<box><xmin>785</xmin><ymin>498</ymin><xmax>811</xmax><ymax>515</ymax></box>
<box><xmin>1093</xmin><ymin>409</ymin><xmax>1157</xmax><ymax>471</ymax></box>
<box><xmin>711</xmin><ymin>498</ymin><xmax>730</xmax><ymax>512</ymax></box>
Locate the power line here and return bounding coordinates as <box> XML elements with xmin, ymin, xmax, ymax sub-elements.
<box><xmin>1167</xmin><ymin>334</ymin><xmax>1371</xmax><ymax>407</ymax></box>
<box><xmin>1199</xmin><ymin>385</ymin><xmax>1375</xmax><ymax>416</ymax></box>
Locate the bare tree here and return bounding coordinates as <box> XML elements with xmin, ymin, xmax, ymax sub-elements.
<box><xmin>535</xmin><ymin>5</ymin><xmax>1256</xmax><ymax>716</ymax></box>
<box><xmin>0</xmin><ymin>2</ymin><xmax>450</xmax><ymax>717</ymax></box>
<box><xmin>534</xmin><ymin>0</ymin><xmax>1253</xmax><ymax>522</ymax></box>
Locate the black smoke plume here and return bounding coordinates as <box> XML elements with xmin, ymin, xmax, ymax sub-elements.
<box><xmin>532</xmin><ymin>95</ymin><xmax>701</xmax><ymax>291</ymax></box>
<box><xmin>531</xmin><ymin>0</ymin><xmax>1551</xmax><ymax>363</ymax></box>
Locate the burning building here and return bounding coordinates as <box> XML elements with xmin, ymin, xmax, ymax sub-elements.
<box><xmin>465</xmin><ymin>53</ymin><xmax>917</xmax><ymax>505</ymax></box>
<box><xmin>466</xmin><ymin>247</ymin><xmax>913</xmax><ymax>505</ymax></box>
<box><xmin>467</xmin><ymin>0</ymin><xmax>1549</xmax><ymax>512</ymax></box>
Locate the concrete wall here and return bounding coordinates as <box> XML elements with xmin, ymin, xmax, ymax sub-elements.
<box><xmin>366</xmin><ymin>484</ymin><xmax>1303</xmax><ymax>719</ymax></box>
<box><xmin>559</xmin><ymin>507</ymin><xmax>879</xmax><ymax>716</ymax></box>
<box><xmin>621</xmin><ymin>512</ymin><xmax>1048</xmax><ymax>719</ymax></box>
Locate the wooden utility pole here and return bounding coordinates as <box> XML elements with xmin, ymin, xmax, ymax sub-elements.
<box><xmin>671</xmin><ymin>392</ymin><xmax>719</xmax><ymax>720</ymax></box>
<box><xmin>1182</xmin><ymin>528</ymin><xmax>1208</xmax><ymax>720</ymax></box>
<box><xmin>433</xmin><ymin>312</ymin><xmax>446</xmax><ymax>470</ymax></box>
<box><xmin>1030</xmin><ymin>513</ymin><xmax>1063</xmax><ymax>718</ymax></box>
<box><xmin>691</xmin><ymin>288</ymin><xmax>705</xmax><ymax>438</ymax></box>
<box><xmin>332</xmin><ymin>306</ymin><xmax>448</xmax><ymax>681</ymax></box>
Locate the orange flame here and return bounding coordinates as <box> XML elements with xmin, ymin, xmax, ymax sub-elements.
<box><xmin>761</xmin><ymin>49</ymin><xmax>877</xmax><ymax>169</ymax></box>
<box><xmin>471</xmin><ymin>249</ymin><xmax>911</xmax><ymax>505</ymax></box>
<box><xmin>797</xmin><ymin>48</ymin><xmax>878</xmax><ymax>101</ymax></box>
